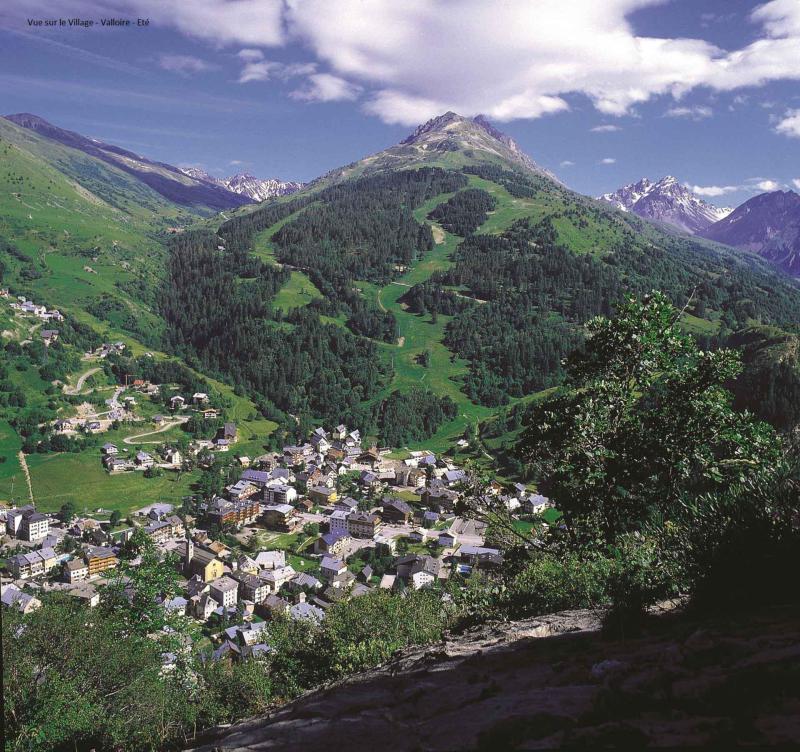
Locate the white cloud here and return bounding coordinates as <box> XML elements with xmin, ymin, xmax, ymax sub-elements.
<box><xmin>599</xmin><ymin>157</ymin><xmax>616</xmax><ymax>165</ymax></box>
<box><xmin>775</xmin><ymin>109</ymin><xmax>800</xmax><ymax>138</ymax></box>
<box><xmin>590</xmin><ymin>124</ymin><xmax>622</xmax><ymax>132</ymax></box>
<box><xmin>560</xmin><ymin>160</ymin><xmax>575</xmax><ymax>167</ymax></box>
<box><xmin>158</xmin><ymin>54</ymin><xmax>216</xmax><ymax>76</ymax></box>
<box><xmin>291</xmin><ymin>73</ymin><xmax>362</xmax><ymax>102</ymax></box>
<box><xmin>752</xmin><ymin>179</ymin><xmax>782</xmax><ymax>192</ymax></box>
<box><xmin>229</xmin><ymin>159</ymin><xmax>244</xmax><ymax>166</ymax></box>
<box><xmin>238</xmin><ymin>59</ymin><xmax>317</xmax><ymax>84</ymax></box>
<box><xmin>238</xmin><ymin>49</ymin><xmax>265</xmax><ymax>63</ymax></box>
<box><xmin>793</xmin><ymin>179</ymin><xmax>800</xmax><ymax>191</ymax></box>
<box><xmin>687</xmin><ymin>184</ymin><xmax>739</xmax><ymax>197</ymax></box>
<box><xmin>238</xmin><ymin>60</ymin><xmax>282</xmax><ymax>83</ymax></box>
<box><xmin>8</xmin><ymin>0</ymin><xmax>800</xmax><ymax>124</ymax></box>
<box><xmin>665</xmin><ymin>105</ymin><xmax>713</xmax><ymax>119</ymax></box>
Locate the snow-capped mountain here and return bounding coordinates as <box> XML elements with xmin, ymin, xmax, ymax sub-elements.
<box><xmin>599</xmin><ymin>176</ymin><xmax>731</xmax><ymax>234</ymax></box>
<box><xmin>700</xmin><ymin>190</ymin><xmax>800</xmax><ymax>277</ymax></box>
<box><xmin>179</xmin><ymin>168</ymin><xmax>304</xmax><ymax>202</ymax></box>
<box><xmin>222</xmin><ymin>173</ymin><xmax>304</xmax><ymax>202</ymax></box>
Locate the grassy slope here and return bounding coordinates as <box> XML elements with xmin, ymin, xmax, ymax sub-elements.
<box><xmin>0</xmin><ymin>118</ymin><xmax>184</xmax><ymax>340</ymax></box>
<box><xmin>0</xmin><ymin>119</ymin><xmax>277</xmax><ymax>511</ymax></box>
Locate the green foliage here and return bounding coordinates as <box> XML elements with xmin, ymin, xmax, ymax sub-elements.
<box><xmin>162</xmin><ymin>231</ymin><xmax>389</xmax><ymax>428</ymax></box>
<box><xmin>4</xmin><ymin>596</ymin><xmax>196</xmax><ymax>752</ymax></box>
<box><xmin>521</xmin><ymin>293</ymin><xmax>781</xmax><ymax>544</ymax></box>
<box><xmin>428</xmin><ymin>188</ymin><xmax>497</xmax><ymax>236</ymax></box>
<box><xmin>376</xmin><ymin>388</ymin><xmax>458</xmax><ymax>446</ymax></box>
<box><xmin>100</xmin><ymin>532</ymin><xmax>184</xmax><ymax>636</ymax></box>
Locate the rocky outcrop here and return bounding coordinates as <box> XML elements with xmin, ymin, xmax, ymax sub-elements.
<box><xmin>187</xmin><ymin>605</ymin><xmax>800</xmax><ymax>750</ymax></box>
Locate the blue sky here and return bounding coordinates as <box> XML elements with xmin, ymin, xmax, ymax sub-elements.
<box><xmin>1</xmin><ymin>0</ymin><xmax>800</xmax><ymax>205</ymax></box>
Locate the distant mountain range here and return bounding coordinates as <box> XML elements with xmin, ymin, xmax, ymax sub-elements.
<box><xmin>4</xmin><ymin>113</ymin><xmax>251</xmax><ymax>211</ymax></box>
<box><xmin>599</xmin><ymin>176</ymin><xmax>731</xmax><ymax>234</ymax></box>
<box><xmin>699</xmin><ymin>190</ymin><xmax>800</xmax><ymax>277</ymax></box>
<box><xmin>179</xmin><ymin>167</ymin><xmax>304</xmax><ymax>202</ymax></box>
<box><xmin>600</xmin><ymin>176</ymin><xmax>800</xmax><ymax>277</ymax></box>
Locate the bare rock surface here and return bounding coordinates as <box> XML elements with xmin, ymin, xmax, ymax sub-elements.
<box><xmin>188</xmin><ymin>606</ymin><xmax>800</xmax><ymax>750</ymax></box>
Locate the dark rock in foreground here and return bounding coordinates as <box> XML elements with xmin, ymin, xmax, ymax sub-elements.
<box><xmin>187</xmin><ymin>605</ymin><xmax>800</xmax><ymax>750</ymax></box>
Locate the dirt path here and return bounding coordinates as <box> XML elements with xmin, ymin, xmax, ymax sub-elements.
<box><xmin>122</xmin><ymin>416</ymin><xmax>190</xmax><ymax>445</ymax></box>
<box><xmin>18</xmin><ymin>451</ymin><xmax>34</xmax><ymax>503</ymax></box>
<box><xmin>63</xmin><ymin>367</ymin><xmax>101</xmax><ymax>395</ymax></box>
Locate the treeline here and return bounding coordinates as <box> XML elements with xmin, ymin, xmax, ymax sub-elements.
<box><xmin>376</xmin><ymin>388</ymin><xmax>458</xmax><ymax>446</ymax></box>
<box><xmin>428</xmin><ymin>188</ymin><xmax>496</xmax><ymax>235</ymax></box>
<box><xmin>724</xmin><ymin>327</ymin><xmax>800</xmax><ymax>432</ymax></box>
<box><xmin>399</xmin><ymin>279</ymin><xmax>473</xmax><ymax>316</ymax></box>
<box><xmin>463</xmin><ymin>164</ymin><xmax>551</xmax><ymax>198</ymax></box>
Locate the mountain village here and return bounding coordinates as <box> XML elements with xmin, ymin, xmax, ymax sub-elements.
<box><xmin>1</xmin><ymin>410</ymin><xmax>553</xmax><ymax>663</ymax></box>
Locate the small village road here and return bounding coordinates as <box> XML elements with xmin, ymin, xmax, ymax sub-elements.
<box><xmin>122</xmin><ymin>416</ymin><xmax>190</xmax><ymax>445</ymax></box>
<box><xmin>63</xmin><ymin>367</ymin><xmax>101</xmax><ymax>395</ymax></box>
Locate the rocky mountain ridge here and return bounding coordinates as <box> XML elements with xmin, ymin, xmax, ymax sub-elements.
<box><xmin>179</xmin><ymin>167</ymin><xmax>304</xmax><ymax>202</ymax></box>
<box><xmin>317</xmin><ymin>111</ymin><xmax>561</xmax><ymax>185</ymax></box>
<box><xmin>700</xmin><ymin>190</ymin><xmax>800</xmax><ymax>276</ymax></box>
<box><xmin>3</xmin><ymin>113</ymin><xmax>250</xmax><ymax>211</ymax></box>
<box><xmin>599</xmin><ymin>176</ymin><xmax>731</xmax><ymax>234</ymax></box>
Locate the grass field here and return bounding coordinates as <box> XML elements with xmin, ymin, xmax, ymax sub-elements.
<box><xmin>26</xmin><ymin>451</ymin><xmax>199</xmax><ymax>514</ymax></box>
<box><xmin>273</xmin><ymin>271</ymin><xmax>324</xmax><ymax>312</ymax></box>
<box><xmin>0</xmin><ymin>420</ymin><xmax>24</xmax><ymax>502</ymax></box>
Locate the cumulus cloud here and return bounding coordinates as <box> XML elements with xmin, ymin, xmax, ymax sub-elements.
<box><xmin>590</xmin><ymin>124</ymin><xmax>622</xmax><ymax>132</ymax></box>
<box><xmin>687</xmin><ymin>184</ymin><xmax>739</xmax><ymax>197</ymax></box>
<box><xmin>599</xmin><ymin>157</ymin><xmax>616</xmax><ymax>165</ymax></box>
<box><xmin>752</xmin><ymin>179</ymin><xmax>782</xmax><ymax>192</ymax></box>
<box><xmin>8</xmin><ymin>0</ymin><xmax>800</xmax><ymax>124</ymax></box>
<box><xmin>665</xmin><ymin>105</ymin><xmax>713</xmax><ymax>119</ymax></box>
<box><xmin>689</xmin><ymin>178</ymin><xmax>787</xmax><ymax>197</ymax></box>
<box><xmin>793</xmin><ymin>179</ymin><xmax>800</xmax><ymax>191</ymax></box>
<box><xmin>775</xmin><ymin>109</ymin><xmax>800</xmax><ymax>138</ymax></box>
<box><xmin>238</xmin><ymin>49</ymin><xmax>265</xmax><ymax>63</ymax></box>
<box><xmin>291</xmin><ymin>73</ymin><xmax>362</xmax><ymax>102</ymax></box>
<box><xmin>158</xmin><ymin>54</ymin><xmax>216</xmax><ymax>76</ymax></box>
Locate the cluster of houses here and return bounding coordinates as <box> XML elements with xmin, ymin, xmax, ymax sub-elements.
<box><xmin>1</xmin><ymin>424</ymin><xmax>554</xmax><ymax>664</ymax></box>
<box><xmin>5</xmin><ymin>294</ymin><xmax>64</xmax><ymax>345</ymax></box>
<box><xmin>8</xmin><ymin>295</ymin><xmax>64</xmax><ymax>324</ymax></box>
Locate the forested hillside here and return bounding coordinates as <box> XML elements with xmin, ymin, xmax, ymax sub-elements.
<box><xmin>5</xmin><ymin>110</ymin><xmax>800</xmax><ymax>464</ymax></box>
<box><xmin>159</xmin><ymin>120</ymin><xmax>800</xmax><ymax>445</ymax></box>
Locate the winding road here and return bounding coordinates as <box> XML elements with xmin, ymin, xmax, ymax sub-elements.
<box><xmin>122</xmin><ymin>416</ymin><xmax>190</xmax><ymax>445</ymax></box>
<box><xmin>63</xmin><ymin>367</ymin><xmax>101</xmax><ymax>395</ymax></box>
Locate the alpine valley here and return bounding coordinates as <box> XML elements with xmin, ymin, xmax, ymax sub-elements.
<box><xmin>2</xmin><ymin>109</ymin><xmax>800</xmax><ymax>504</ymax></box>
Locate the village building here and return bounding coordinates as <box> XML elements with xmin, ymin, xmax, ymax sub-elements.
<box><xmin>347</xmin><ymin>511</ymin><xmax>382</xmax><ymax>539</ymax></box>
<box><xmin>7</xmin><ymin>506</ymin><xmax>51</xmax><ymax>542</ymax></box>
<box><xmin>262</xmin><ymin>503</ymin><xmax>298</xmax><ymax>532</ymax></box>
<box><xmin>209</xmin><ymin>576</ymin><xmax>239</xmax><ymax>608</ymax></box>
<box><xmin>314</xmin><ymin>531</ymin><xmax>351</xmax><ymax>557</ymax></box>
<box><xmin>233</xmin><ymin>572</ymin><xmax>269</xmax><ymax>603</ymax></box>
<box><xmin>206</xmin><ymin>497</ymin><xmax>260</xmax><ymax>528</ymax></box>
<box><xmin>9</xmin><ymin>548</ymin><xmax>58</xmax><ymax>579</ymax></box>
<box><xmin>380</xmin><ymin>498</ymin><xmax>413</xmax><ymax>523</ymax></box>
<box><xmin>64</xmin><ymin>557</ymin><xmax>90</xmax><ymax>584</ymax></box>
<box><xmin>85</xmin><ymin>546</ymin><xmax>118</xmax><ymax>576</ymax></box>
<box><xmin>263</xmin><ymin>484</ymin><xmax>297</xmax><ymax>506</ymax></box>
<box><xmin>182</xmin><ymin>541</ymin><xmax>225</xmax><ymax>582</ymax></box>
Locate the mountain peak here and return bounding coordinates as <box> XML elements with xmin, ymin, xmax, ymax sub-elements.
<box><xmin>700</xmin><ymin>189</ymin><xmax>800</xmax><ymax>276</ymax></box>
<box><xmin>599</xmin><ymin>175</ymin><xmax>731</xmax><ymax>234</ymax></box>
<box><xmin>397</xmin><ymin>111</ymin><xmax>558</xmax><ymax>181</ymax></box>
